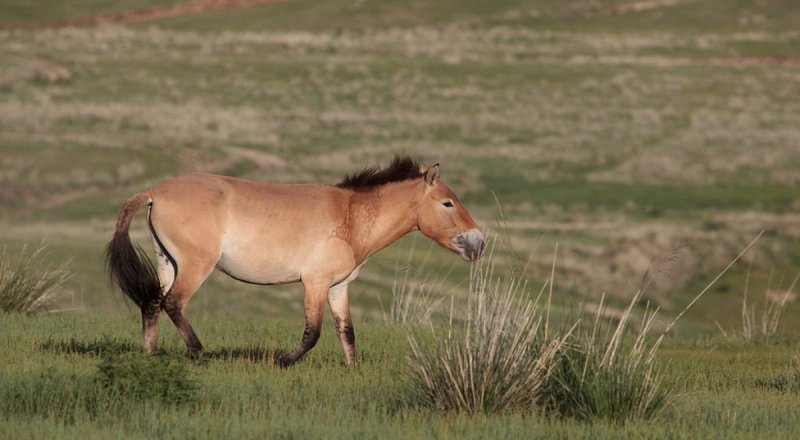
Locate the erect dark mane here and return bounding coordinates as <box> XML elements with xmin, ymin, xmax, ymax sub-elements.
<box><xmin>336</xmin><ymin>156</ymin><xmax>425</xmax><ymax>190</ymax></box>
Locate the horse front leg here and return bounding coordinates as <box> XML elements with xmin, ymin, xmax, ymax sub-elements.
<box><xmin>328</xmin><ymin>283</ymin><xmax>356</xmax><ymax>365</ymax></box>
<box><xmin>278</xmin><ymin>278</ymin><xmax>329</xmax><ymax>367</ymax></box>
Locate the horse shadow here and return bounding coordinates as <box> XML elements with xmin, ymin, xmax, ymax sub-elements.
<box><xmin>201</xmin><ymin>346</ymin><xmax>288</xmax><ymax>366</ymax></box>
<box><xmin>39</xmin><ymin>338</ymin><xmax>288</xmax><ymax>366</ymax></box>
<box><xmin>39</xmin><ymin>338</ymin><xmax>139</xmax><ymax>356</ymax></box>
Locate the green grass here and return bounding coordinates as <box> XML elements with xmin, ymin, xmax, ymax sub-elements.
<box><xmin>0</xmin><ymin>0</ymin><xmax>187</xmax><ymax>23</ymax></box>
<box><xmin>146</xmin><ymin>0</ymin><xmax>800</xmax><ymax>34</ymax></box>
<box><xmin>479</xmin><ymin>179</ymin><xmax>799</xmax><ymax>215</ymax></box>
<box><xmin>1</xmin><ymin>314</ymin><xmax>800</xmax><ymax>438</ymax></box>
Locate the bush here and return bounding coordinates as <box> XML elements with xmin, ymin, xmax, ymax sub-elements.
<box><xmin>407</xmin><ymin>259</ymin><xmax>568</xmax><ymax>414</ymax></box>
<box><xmin>541</xmin><ymin>293</ymin><xmax>671</xmax><ymax>423</ymax></box>
<box><xmin>0</xmin><ymin>349</ymin><xmax>197</xmax><ymax>424</ymax></box>
<box><xmin>405</xmin><ymin>247</ymin><xmax>674</xmax><ymax>422</ymax></box>
<box><xmin>0</xmin><ymin>244</ymin><xmax>72</xmax><ymax>314</ymax></box>
<box><xmin>757</xmin><ymin>354</ymin><xmax>800</xmax><ymax>392</ymax></box>
<box><xmin>95</xmin><ymin>349</ymin><xmax>198</xmax><ymax>406</ymax></box>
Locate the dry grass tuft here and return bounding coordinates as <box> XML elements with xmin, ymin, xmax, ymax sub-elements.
<box><xmin>0</xmin><ymin>244</ymin><xmax>72</xmax><ymax>314</ymax></box>
<box><xmin>716</xmin><ymin>268</ymin><xmax>798</xmax><ymax>343</ymax></box>
<box><xmin>542</xmin><ymin>291</ymin><xmax>671</xmax><ymax>423</ymax></box>
<box><xmin>406</xmin><ymin>233</ymin><xmax>762</xmax><ymax>420</ymax></box>
<box><xmin>407</xmin><ymin>255</ymin><xmax>569</xmax><ymax>414</ymax></box>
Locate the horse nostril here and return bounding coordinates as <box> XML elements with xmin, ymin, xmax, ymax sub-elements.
<box><xmin>456</xmin><ymin>231</ymin><xmax>486</xmax><ymax>261</ymax></box>
<box><xmin>470</xmin><ymin>239</ymin><xmax>485</xmax><ymax>261</ymax></box>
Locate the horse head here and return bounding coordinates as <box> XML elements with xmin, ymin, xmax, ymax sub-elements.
<box><xmin>416</xmin><ymin>164</ymin><xmax>485</xmax><ymax>262</ymax></box>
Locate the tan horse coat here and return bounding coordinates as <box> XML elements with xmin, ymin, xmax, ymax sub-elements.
<box><xmin>106</xmin><ymin>158</ymin><xmax>484</xmax><ymax>366</ymax></box>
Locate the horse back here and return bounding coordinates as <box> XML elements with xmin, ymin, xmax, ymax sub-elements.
<box><xmin>146</xmin><ymin>173</ymin><xmax>354</xmax><ymax>285</ymax></box>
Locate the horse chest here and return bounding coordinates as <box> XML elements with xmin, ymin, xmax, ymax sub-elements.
<box><xmin>331</xmin><ymin>261</ymin><xmax>367</xmax><ymax>288</ymax></box>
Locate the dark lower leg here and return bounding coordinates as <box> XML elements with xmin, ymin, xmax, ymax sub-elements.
<box><xmin>278</xmin><ymin>321</ymin><xmax>321</xmax><ymax>367</ymax></box>
<box><xmin>163</xmin><ymin>297</ymin><xmax>203</xmax><ymax>354</ymax></box>
<box><xmin>333</xmin><ymin>316</ymin><xmax>356</xmax><ymax>365</ymax></box>
<box><xmin>279</xmin><ymin>282</ymin><xmax>327</xmax><ymax>367</ymax></box>
<box><xmin>328</xmin><ymin>285</ymin><xmax>356</xmax><ymax>365</ymax></box>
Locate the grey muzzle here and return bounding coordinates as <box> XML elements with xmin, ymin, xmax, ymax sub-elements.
<box><xmin>456</xmin><ymin>230</ymin><xmax>486</xmax><ymax>262</ymax></box>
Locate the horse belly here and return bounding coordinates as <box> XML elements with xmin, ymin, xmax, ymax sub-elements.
<box><xmin>216</xmin><ymin>249</ymin><xmax>303</xmax><ymax>285</ymax></box>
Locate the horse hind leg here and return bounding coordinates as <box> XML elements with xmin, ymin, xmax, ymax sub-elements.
<box><xmin>161</xmin><ymin>257</ymin><xmax>215</xmax><ymax>355</ymax></box>
<box><xmin>147</xmin><ymin>207</ymin><xmax>213</xmax><ymax>356</ymax></box>
<box><xmin>142</xmin><ymin>231</ymin><xmax>175</xmax><ymax>354</ymax></box>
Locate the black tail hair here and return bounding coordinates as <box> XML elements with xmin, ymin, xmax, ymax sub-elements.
<box><xmin>105</xmin><ymin>195</ymin><xmax>161</xmax><ymax>310</ymax></box>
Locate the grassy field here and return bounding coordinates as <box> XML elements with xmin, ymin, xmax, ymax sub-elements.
<box><xmin>1</xmin><ymin>0</ymin><xmax>800</xmax><ymax>437</ymax></box>
<box><xmin>1</xmin><ymin>314</ymin><xmax>799</xmax><ymax>439</ymax></box>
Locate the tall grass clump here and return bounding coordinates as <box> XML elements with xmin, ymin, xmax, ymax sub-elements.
<box><xmin>540</xmin><ymin>233</ymin><xmax>764</xmax><ymax>423</ymax></box>
<box><xmin>407</xmin><ymin>255</ymin><xmax>569</xmax><ymax>414</ymax></box>
<box><xmin>716</xmin><ymin>267</ymin><xmax>798</xmax><ymax>344</ymax></box>
<box><xmin>0</xmin><ymin>244</ymin><xmax>72</xmax><ymax>314</ymax></box>
<box><xmin>407</xmin><ymin>233</ymin><xmax>764</xmax><ymax>420</ymax></box>
<box><xmin>541</xmin><ymin>292</ymin><xmax>670</xmax><ymax>423</ymax></box>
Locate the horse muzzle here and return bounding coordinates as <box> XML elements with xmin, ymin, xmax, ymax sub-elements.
<box><xmin>455</xmin><ymin>230</ymin><xmax>486</xmax><ymax>262</ymax></box>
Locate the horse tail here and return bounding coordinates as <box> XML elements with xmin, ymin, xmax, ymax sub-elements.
<box><xmin>105</xmin><ymin>192</ymin><xmax>161</xmax><ymax>309</ymax></box>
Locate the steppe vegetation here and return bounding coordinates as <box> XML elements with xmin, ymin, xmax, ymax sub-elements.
<box><xmin>0</xmin><ymin>245</ymin><xmax>72</xmax><ymax>314</ymax></box>
<box><xmin>1</xmin><ymin>0</ymin><xmax>799</xmax><ymax>438</ymax></box>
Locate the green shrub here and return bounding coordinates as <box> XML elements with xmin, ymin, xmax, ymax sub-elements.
<box><xmin>757</xmin><ymin>354</ymin><xmax>800</xmax><ymax>392</ymax></box>
<box><xmin>95</xmin><ymin>350</ymin><xmax>198</xmax><ymax>406</ymax></box>
<box><xmin>0</xmin><ymin>350</ymin><xmax>197</xmax><ymax>424</ymax></box>
<box><xmin>0</xmin><ymin>244</ymin><xmax>72</xmax><ymax>314</ymax></box>
<box><xmin>541</xmin><ymin>293</ymin><xmax>671</xmax><ymax>423</ymax></box>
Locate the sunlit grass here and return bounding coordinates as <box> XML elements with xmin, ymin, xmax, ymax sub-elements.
<box><xmin>0</xmin><ymin>244</ymin><xmax>72</xmax><ymax>315</ymax></box>
<box><xmin>1</xmin><ymin>313</ymin><xmax>799</xmax><ymax>438</ymax></box>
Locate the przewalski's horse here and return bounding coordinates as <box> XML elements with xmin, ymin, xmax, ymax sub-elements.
<box><xmin>106</xmin><ymin>156</ymin><xmax>485</xmax><ymax>367</ymax></box>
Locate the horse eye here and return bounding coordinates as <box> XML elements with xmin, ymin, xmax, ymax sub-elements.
<box><xmin>442</xmin><ymin>200</ymin><xmax>455</xmax><ymax>208</ymax></box>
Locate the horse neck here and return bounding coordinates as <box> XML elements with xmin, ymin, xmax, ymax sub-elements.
<box><xmin>345</xmin><ymin>180</ymin><xmax>421</xmax><ymax>261</ymax></box>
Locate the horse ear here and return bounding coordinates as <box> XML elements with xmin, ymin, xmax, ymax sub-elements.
<box><xmin>419</xmin><ymin>164</ymin><xmax>428</xmax><ymax>174</ymax></box>
<box><xmin>424</xmin><ymin>164</ymin><xmax>440</xmax><ymax>186</ymax></box>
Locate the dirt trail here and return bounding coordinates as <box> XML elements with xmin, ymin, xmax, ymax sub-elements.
<box><xmin>0</xmin><ymin>0</ymin><xmax>288</xmax><ymax>31</ymax></box>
